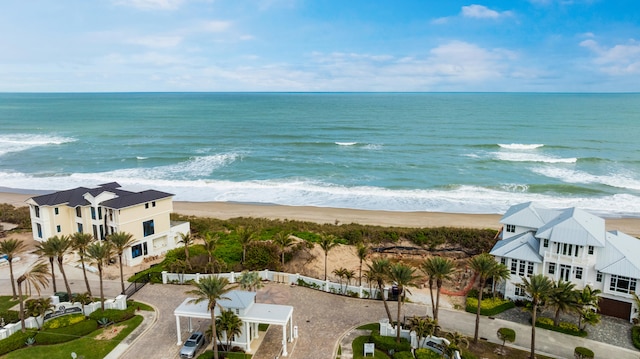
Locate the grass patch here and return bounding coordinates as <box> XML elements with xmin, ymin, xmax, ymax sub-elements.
<box><xmin>465</xmin><ymin>297</ymin><xmax>515</xmax><ymax>316</ymax></box>
<box><xmin>0</xmin><ymin>296</ymin><xmax>21</xmax><ymax>312</ymax></box>
<box><xmin>3</xmin><ymin>315</ymin><xmax>143</xmax><ymax>359</ymax></box>
<box><xmin>356</xmin><ymin>323</ymin><xmax>378</xmax><ymax>331</ymax></box>
<box><xmin>351</xmin><ymin>335</ymin><xmax>390</xmax><ymax>359</ymax></box>
<box><xmin>128</xmin><ymin>300</ymin><xmax>154</xmax><ymax>311</ymax></box>
<box><xmin>258</xmin><ymin>323</ymin><xmax>269</xmax><ymax>331</ymax></box>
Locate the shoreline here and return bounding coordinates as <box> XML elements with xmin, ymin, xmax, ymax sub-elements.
<box><xmin>2</xmin><ymin>189</ymin><xmax>640</xmax><ymax>236</ymax></box>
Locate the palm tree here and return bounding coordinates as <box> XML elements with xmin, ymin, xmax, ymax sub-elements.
<box><xmin>356</xmin><ymin>244</ymin><xmax>369</xmax><ymax>287</ymax></box>
<box><xmin>202</xmin><ymin>232</ymin><xmax>220</xmax><ymax>267</ymax></box>
<box><xmin>26</xmin><ymin>297</ymin><xmax>54</xmax><ymax>329</ymax></box>
<box><xmin>366</xmin><ymin>258</ymin><xmax>393</xmax><ymax>322</ymax></box>
<box><xmin>178</xmin><ymin>232</ymin><xmax>195</xmax><ymax>267</ymax></box>
<box><xmin>33</xmin><ymin>239</ymin><xmax>58</xmax><ymax>294</ymax></box>
<box><xmin>170</xmin><ymin>259</ymin><xmax>190</xmax><ymax>284</ymax></box>
<box><xmin>444</xmin><ymin>331</ymin><xmax>469</xmax><ymax>358</ymax></box>
<box><xmin>107</xmin><ymin>231</ymin><xmax>136</xmax><ymax>294</ymax></box>
<box><xmin>273</xmin><ymin>231</ymin><xmax>294</xmax><ymax>268</ymax></box>
<box><xmin>468</xmin><ymin>253</ymin><xmax>507</xmax><ymax>343</ymax></box>
<box><xmin>86</xmin><ymin>241</ymin><xmax>113</xmax><ymax>311</ymax></box>
<box><xmin>407</xmin><ymin>315</ymin><xmax>439</xmax><ymax>348</ymax></box>
<box><xmin>0</xmin><ymin>238</ymin><xmax>26</xmax><ymax>300</ymax></box>
<box><xmin>318</xmin><ymin>234</ymin><xmax>338</xmax><ymax>281</ymax></box>
<box><xmin>49</xmin><ymin>235</ymin><xmax>73</xmax><ymax>300</ymax></box>
<box><xmin>548</xmin><ymin>279</ymin><xmax>577</xmax><ymax>327</ymax></box>
<box><xmin>387</xmin><ymin>262</ymin><xmax>421</xmax><ymax>343</ymax></box>
<box><xmin>237</xmin><ymin>271</ymin><xmax>263</xmax><ymax>292</ymax></box>
<box><xmin>71</xmin><ymin>232</ymin><xmax>94</xmax><ymax>296</ymax></box>
<box><xmin>491</xmin><ymin>261</ymin><xmax>512</xmax><ymax>299</ymax></box>
<box><xmin>576</xmin><ymin>285</ymin><xmax>602</xmax><ymax>330</ymax></box>
<box><xmin>185</xmin><ymin>276</ymin><xmax>235</xmax><ymax>359</ymax></box>
<box><xmin>521</xmin><ymin>274</ymin><xmax>554</xmax><ymax>359</ymax></box>
<box><xmin>235</xmin><ymin>226</ymin><xmax>255</xmax><ymax>265</ymax></box>
<box><xmin>344</xmin><ymin>269</ymin><xmax>355</xmax><ymax>289</ymax></box>
<box><xmin>332</xmin><ymin>267</ymin><xmax>347</xmax><ymax>292</ymax></box>
<box><xmin>16</xmin><ymin>261</ymin><xmax>50</xmax><ymax>332</ymax></box>
<box><xmin>421</xmin><ymin>256</ymin><xmax>456</xmax><ymax>322</ymax></box>
<box><xmin>72</xmin><ymin>292</ymin><xmax>93</xmax><ymax>317</ymax></box>
<box><xmin>216</xmin><ymin>309</ymin><xmax>243</xmax><ymax>352</ymax></box>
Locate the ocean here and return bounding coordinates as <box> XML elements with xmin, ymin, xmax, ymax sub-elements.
<box><xmin>1</xmin><ymin>92</ymin><xmax>639</xmax><ymax>217</ymax></box>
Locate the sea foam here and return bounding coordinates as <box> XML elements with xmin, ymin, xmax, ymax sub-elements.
<box><xmin>498</xmin><ymin>143</ymin><xmax>544</xmax><ymax>150</ymax></box>
<box><xmin>0</xmin><ymin>134</ymin><xmax>76</xmax><ymax>156</ymax></box>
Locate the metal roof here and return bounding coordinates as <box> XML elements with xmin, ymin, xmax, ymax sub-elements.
<box><xmin>596</xmin><ymin>231</ymin><xmax>640</xmax><ymax>278</ymax></box>
<box><xmin>500</xmin><ymin>202</ymin><xmax>561</xmax><ymax>229</ymax></box>
<box><xmin>490</xmin><ymin>231</ymin><xmax>543</xmax><ymax>263</ymax></box>
<box><xmin>535</xmin><ymin>207</ymin><xmax>606</xmax><ymax>247</ymax></box>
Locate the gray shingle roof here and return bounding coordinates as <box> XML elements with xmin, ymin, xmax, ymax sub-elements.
<box><xmin>29</xmin><ymin>183</ymin><xmax>173</xmax><ymax>209</ymax></box>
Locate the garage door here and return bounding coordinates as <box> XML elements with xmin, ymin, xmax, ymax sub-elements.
<box><xmin>599</xmin><ymin>297</ymin><xmax>632</xmax><ymax>320</ymax></box>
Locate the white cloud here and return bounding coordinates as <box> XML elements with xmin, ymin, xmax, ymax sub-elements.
<box><xmin>580</xmin><ymin>38</ymin><xmax>640</xmax><ymax>75</ymax></box>
<box><xmin>127</xmin><ymin>35</ymin><xmax>183</xmax><ymax>48</ymax></box>
<box><xmin>113</xmin><ymin>0</ymin><xmax>185</xmax><ymax>10</ymax></box>
<box><xmin>461</xmin><ymin>5</ymin><xmax>513</xmax><ymax>19</ymax></box>
<box><xmin>197</xmin><ymin>20</ymin><xmax>232</xmax><ymax>33</ymax></box>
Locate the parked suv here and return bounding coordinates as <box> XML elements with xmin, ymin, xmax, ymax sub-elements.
<box><xmin>179</xmin><ymin>331</ymin><xmax>205</xmax><ymax>358</ymax></box>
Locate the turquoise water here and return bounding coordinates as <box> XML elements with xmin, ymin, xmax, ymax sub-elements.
<box><xmin>1</xmin><ymin>92</ymin><xmax>639</xmax><ymax>216</ymax></box>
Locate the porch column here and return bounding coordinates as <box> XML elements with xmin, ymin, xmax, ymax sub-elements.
<box><xmin>253</xmin><ymin>322</ymin><xmax>259</xmax><ymax>339</ymax></box>
<box><xmin>289</xmin><ymin>316</ymin><xmax>294</xmax><ymax>342</ymax></box>
<box><xmin>245</xmin><ymin>321</ymin><xmax>251</xmax><ymax>352</ymax></box>
<box><xmin>282</xmin><ymin>325</ymin><xmax>288</xmax><ymax>356</ymax></box>
<box><xmin>175</xmin><ymin>316</ymin><xmax>182</xmax><ymax>345</ymax></box>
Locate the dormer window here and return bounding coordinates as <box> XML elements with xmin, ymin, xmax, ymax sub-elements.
<box><xmin>506</xmin><ymin>224</ymin><xmax>515</xmax><ymax>233</ymax></box>
<box><xmin>54</xmin><ymin>207</ymin><xmax>59</xmax><ymax>215</ymax></box>
<box><xmin>588</xmin><ymin>246</ymin><xmax>594</xmax><ymax>255</ymax></box>
<box><xmin>34</xmin><ymin>206</ymin><xmax>40</xmax><ymax>218</ymax></box>
<box><xmin>543</xmin><ymin>239</ymin><xmax>549</xmax><ymax>248</ymax></box>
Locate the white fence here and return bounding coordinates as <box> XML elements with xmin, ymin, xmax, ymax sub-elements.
<box><xmin>0</xmin><ymin>294</ymin><xmax>127</xmax><ymax>340</ymax></box>
<box><xmin>162</xmin><ymin>269</ymin><xmax>384</xmax><ymax>300</ymax></box>
<box><xmin>378</xmin><ymin>319</ymin><xmax>461</xmax><ymax>359</ymax></box>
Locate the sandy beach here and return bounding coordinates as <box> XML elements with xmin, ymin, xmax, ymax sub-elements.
<box><xmin>2</xmin><ymin>190</ymin><xmax>640</xmax><ymax>236</ymax></box>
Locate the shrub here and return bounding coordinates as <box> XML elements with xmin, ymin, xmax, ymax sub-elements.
<box><xmin>393</xmin><ymin>351</ymin><xmax>414</xmax><ymax>359</ymax></box>
<box><xmin>43</xmin><ymin>313</ymin><xmax>86</xmax><ymax>329</ymax></box>
<box><xmin>0</xmin><ymin>310</ymin><xmax>20</xmax><ymax>324</ymax></box>
<box><xmin>89</xmin><ymin>308</ymin><xmax>134</xmax><ymax>323</ymax></box>
<box><xmin>35</xmin><ymin>319</ymin><xmax>98</xmax><ymax>345</ymax></box>
<box><xmin>244</xmin><ymin>241</ymin><xmax>280</xmax><ymax>270</ymax></box>
<box><xmin>535</xmin><ymin>317</ymin><xmax>587</xmax><ymax>337</ymax></box>
<box><xmin>632</xmin><ymin>326</ymin><xmax>640</xmax><ymax>349</ymax></box>
<box><xmin>574</xmin><ymin>346</ymin><xmax>594</xmax><ymax>359</ymax></box>
<box><xmin>370</xmin><ymin>330</ymin><xmax>411</xmax><ymax>353</ymax></box>
<box><xmin>497</xmin><ymin>327</ymin><xmax>516</xmax><ymax>347</ymax></box>
<box><xmin>415</xmin><ymin>348</ymin><xmax>441</xmax><ymax>359</ymax></box>
<box><xmin>0</xmin><ymin>331</ymin><xmax>33</xmax><ymax>356</ymax></box>
<box><xmin>465</xmin><ymin>297</ymin><xmax>515</xmax><ymax>316</ymax></box>
<box><xmin>55</xmin><ymin>292</ymin><xmax>70</xmax><ymax>302</ymax></box>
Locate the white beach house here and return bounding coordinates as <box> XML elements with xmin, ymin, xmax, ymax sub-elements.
<box><xmin>26</xmin><ymin>182</ymin><xmax>190</xmax><ymax>267</ymax></box>
<box><xmin>490</xmin><ymin>202</ymin><xmax>640</xmax><ymax>321</ymax></box>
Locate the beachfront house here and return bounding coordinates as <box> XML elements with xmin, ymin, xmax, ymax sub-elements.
<box><xmin>26</xmin><ymin>182</ymin><xmax>190</xmax><ymax>267</ymax></box>
<box><xmin>490</xmin><ymin>202</ymin><xmax>640</xmax><ymax>321</ymax></box>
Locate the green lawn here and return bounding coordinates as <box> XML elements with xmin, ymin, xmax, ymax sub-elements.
<box><xmin>3</xmin><ymin>315</ymin><xmax>143</xmax><ymax>359</ymax></box>
<box><xmin>0</xmin><ymin>296</ymin><xmax>20</xmax><ymax>312</ymax></box>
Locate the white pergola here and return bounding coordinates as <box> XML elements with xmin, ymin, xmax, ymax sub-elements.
<box><xmin>174</xmin><ymin>292</ymin><xmax>294</xmax><ymax>356</ymax></box>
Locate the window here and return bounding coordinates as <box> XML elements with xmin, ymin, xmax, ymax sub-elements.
<box><xmin>99</xmin><ymin>225</ymin><xmax>104</xmax><ymax>240</ymax></box>
<box><xmin>109</xmin><ymin>209</ymin><xmax>113</xmax><ymax>221</ymax></box>
<box><xmin>54</xmin><ymin>207</ymin><xmax>59</xmax><ymax>215</ymax></box>
<box><xmin>527</xmin><ymin>262</ymin><xmax>534</xmax><ymax>276</ymax></box>
<box><xmin>510</xmin><ymin>260</ymin><xmax>517</xmax><ymax>275</ymax></box>
<box><xmin>77</xmin><ymin>223</ymin><xmax>83</xmax><ymax>233</ymax></box>
<box><xmin>610</xmin><ymin>275</ymin><xmax>637</xmax><ymax>294</ymax></box>
<box><xmin>506</xmin><ymin>224</ymin><xmax>515</xmax><ymax>233</ymax></box>
<box><xmin>145</xmin><ymin>203</ymin><xmax>149</xmax><ymax>209</ymax></box>
<box><xmin>98</xmin><ymin>207</ymin><xmax>102</xmax><ymax>220</ymax></box>
<box><xmin>515</xmin><ymin>284</ymin><xmax>526</xmax><ymax>296</ymax></box>
<box><xmin>519</xmin><ymin>261</ymin><xmax>526</xmax><ymax>276</ymax></box>
<box><xmin>143</xmin><ymin>220</ymin><xmax>155</xmax><ymax>237</ymax></box>
<box><xmin>548</xmin><ymin>262</ymin><xmax>556</xmax><ymax>275</ymax></box>
<box><xmin>36</xmin><ymin>223</ymin><xmax>42</xmax><ymax>238</ymax></box>
<box><xmin>76</xmin><ymin>207</ymin><xmax>82</xmax><ymax>217</ymax></box>
<box><xmin>543</xmin><ymin>239</ymin><xmax>549</xmax><ymax>248</ymax></box>
<box><xmin>91</xmin><ymin>207</ymin><xmax>96</xmax><ymax>220</ymax></box>
<box><xmin>152</xmin><ymin>201</ymin><xmax>156</xmax><ymax>207</ymax></box>
<box><xmin>35</xmin><ymin>206</ymin><xmax>40</xmax><ymax>218</ymax></box>
<box><xmin>588</xmin><ymin>246</ymin><xmax>594</xmax><ymax>255</ymax></box>
<box><xmin>596</xmin><ymin>271</ymin><xmax>603</xmax><ymax>282</ymax></box>
<box><xmin>500</xmin><ymin>257</ymin><xmax>507</xmax><ymax>265</ymax></box>
<box><xmin>575</xmin><ymin>267</ymin><xmax>583</xmax><ymax>280</ymax></box>
<box><xmin>56</xmin><ymin>225</ymin><xmax>61</xmax><ymax>233</ymax></box>
<box><xmin>131</xmin><ymin>243</ymin><xmax>148</xmax><ymax>258</ymax></box>
<box><xmin>93</xmin><ymin>225</ymin><xmax>98</xmax><ymax>240</ymax></box>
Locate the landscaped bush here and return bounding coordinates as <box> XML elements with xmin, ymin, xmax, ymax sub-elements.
<box><xmin>370</xmin><ymin>330</ymin><xmax>411</xmax><ymax>353</ymax></box>
<box><xmin>0</xmin><ymin>310</ymin><xmax>20</xmax><ymax>324</ymax></box>
<box><xmin>35</xmin><ymin>319</ymin><xmax>98</xmax><ymax>345</ymax></box>
<box><xmin>465</xmin><ymin>297</ymin><xmax>515</xmax><ymax>316</ymax></box>
<box><xmin>392</xmin><ymin>351</ymin><xmax>414</xmax><ymax>359</ymax></box>
<box><xmin>631</xmin><ymin>326</ymin><xmax>640</xmax><ymax>349</ymax></box>
<box><xmin>43</xmin><ymin>313</ymin><xmax>86</xmax><ymax>329</ymax></box>
<box><xmin>415</xmin><ymin>348</ymin><xmax>441</xmax><ymax>359</ymax></box>
<box><xmin>89</xmin><ymin>308</ymin><xmax>134</xmax><ymax>323</ymax></box>
<box><xmin>574</xmin><ymin>346</ymin><xmax>594</xmax><ymax>359</ymax></box>
<box><xmin>496</xmin><ymin>327</ymin><xmax>516</xmax><ymax>347</ymax></box>
<box><xmin>0</xmin><ymin>330</ymin><xmax>33</xmax><ymax>356</ymax></box>
<box><xmin>535</xmin><ymin>317</ymin><xmax>587</xmax><ymax>337</ymax></box>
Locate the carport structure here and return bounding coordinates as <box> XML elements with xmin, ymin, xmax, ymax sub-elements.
<box><xmin>174</xmin><ymin>290</ymin><xmax>295</xmax><ymax>356</ymax></box>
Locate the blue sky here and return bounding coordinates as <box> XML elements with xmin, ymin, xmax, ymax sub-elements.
<box><xmin>1</xmin><ymin>0</ymin><xmax>639</xmax><ymax>92</ymax></box>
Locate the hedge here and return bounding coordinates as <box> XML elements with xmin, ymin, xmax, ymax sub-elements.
<box><xmin>415</xmin><ymin>348</ymin><xmax>441</xmax><ymax>359</ymax></box>
<box><xmin>89</xmin><ymin>308</ymin><xmax>135</xmax><ymax>323</ymax></box>
<box><xmin>43</xmin><ymin>313</ymin><xmax>86</xmax><ymax>329</ymax></box>
<box><xmin>0</xmin><ymin>330</ymin><xmax>34</xmax><ymax>356</ymax></box>
<box><xmin>632</xmin><ymin>326</ymin><xmax>640</xmax><ymax>349</ymax></box>
<box><xmin>465</xmin><ymin>297</ymin><xmax>515</xmax><ymax>316</ymax></box>
<box><xmin>35</xmin><ymin>319</ymin><xmax>99</xmax><ymax>345</ymax></box>
<box><xmin>535</xmin><ymin>317</ymin><xmax>587</xmax><ymax>337</ymax></box>
<box><xmin>392</xmin><ymin>351</ymin><xmax>414</xmax><ymax>359</ymax></box>
<box><xmin>370</xmin><ymin>330</ymin><xmax>411</xmax><ymax>353</ymax></box>
<box><xmin>574</xmin><ymin>346</ymin><xmax>594</xmax><ymax>359</ymax></box>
